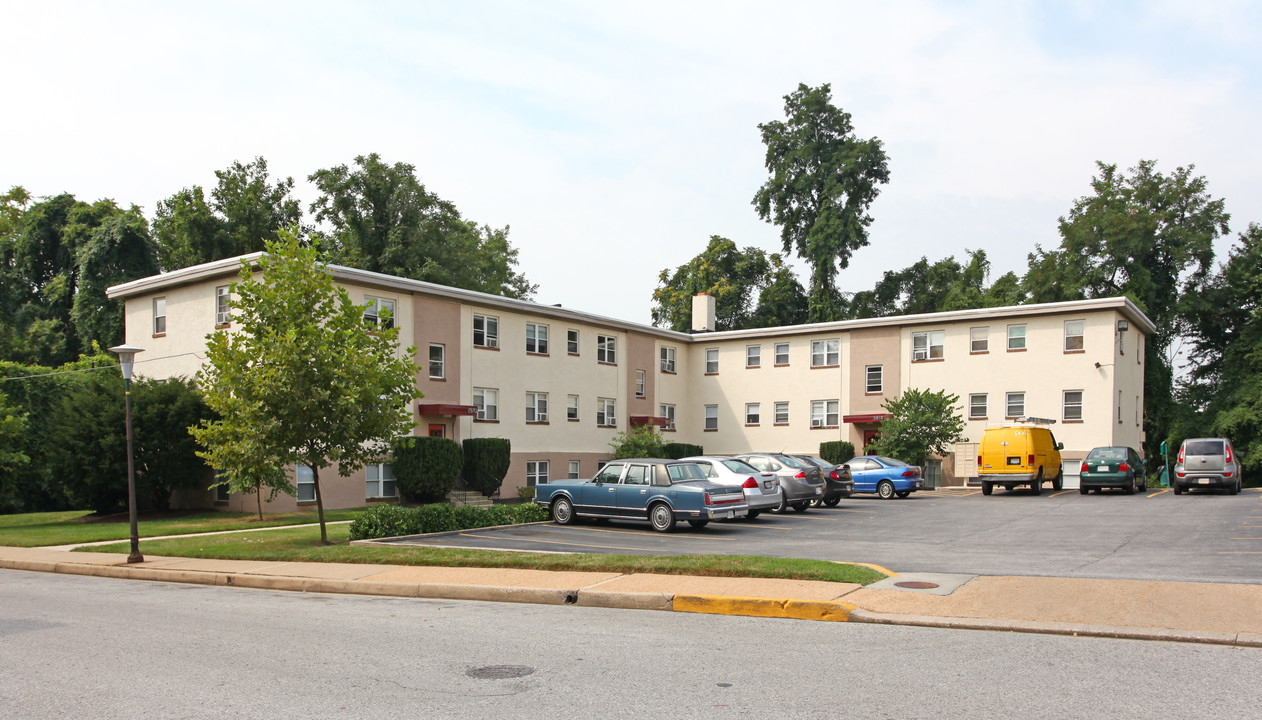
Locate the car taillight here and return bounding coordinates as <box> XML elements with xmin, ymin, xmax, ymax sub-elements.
<box><xmin>1225</xmin><ymin>472</ymin><xmax>1233</xmax><ymax>477</ymax></box>
<box><xmin>794</xmin><ymin>471</ymin><xmax>806</xmax><ymax>479</ymax></box>
<box><xmin>704</xmin><ymin>492</ymin><xmax>712</xmax><ymax>506</ymax></box>
<box><xmin>1178</xmin><ymin>446</ymin><xmax>1185</xmax><ymax>463</ymax></box>
<box><xmin>742</xmin><ymin>477</ymin><xmax>758</xmax><ymax>489</ymax></box>
<box><xmin>1080</xmin><ymin>462</ymin><xmax>1089</xmax><ymax>473</ymax></box>
<box><xmin>901</xmin><ymin>469</ymin><xmax>916</xmax><ymax>478</ymax></box>
<box><xmin>1226</xmin><ymin>445</ymin><xmax>1233</xmax><ymax>463</ymax></box>
<box><xmin>829</xmin><ymin>470</ymin><xmax>840</xmax><ymax>480</ymax></box>
<box><xmin>1176</xmin><ymin>472</ymin><xmax>1185</xmax><ymax>478</ymax></box>
<box><xmin>1028</xmin><ymin>454</ymin><xmax>1034</xmax><ymax>465</ymax></box>
<box><xmin>1119</xmin><ymin>463</ymin><xmax>1129</xmax><ymax>472</ymax></box>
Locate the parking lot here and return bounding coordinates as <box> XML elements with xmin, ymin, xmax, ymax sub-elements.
<box><xmin>381</xmin><ymin>487</ymin><xmax>1262</xmax><ymax>584</ymax></box>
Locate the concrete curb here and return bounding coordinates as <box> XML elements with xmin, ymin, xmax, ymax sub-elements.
<box><xmin>672</xmin><ymin>594</ymin><xmax>855</xmax><ymax>622</ymax></box>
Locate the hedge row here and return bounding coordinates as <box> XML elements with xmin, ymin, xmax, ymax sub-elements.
<box><xmin>348</xmin><ymin>501</ymin><xmax>549</xmax><ymax>540</ymax></box>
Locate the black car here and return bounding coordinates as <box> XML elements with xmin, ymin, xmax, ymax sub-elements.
<box><xmin>795</xmin><ymin>455</ymin><xmax>854</xmax><ymax>506</ymax></box>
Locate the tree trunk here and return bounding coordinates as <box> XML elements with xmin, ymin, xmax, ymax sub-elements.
<box><xmin>312</xmin><ymin>464</ymin><xmax>329</xmax><ymax>544</ymax></box>
<box><xmin>255</xmin><ymin>482</ymin><xmax>263</xmax><ymax>521</ymax></box>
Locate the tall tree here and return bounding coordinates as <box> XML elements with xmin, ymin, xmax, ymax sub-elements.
<box><xmin>72</xmin><ymin>208</ymin><xmax>160</xmax><ymax>350</ymax></box>
<box><xmin>652</xmin><ymin>236</ymin><xmax>775</xmax><ymax>331</ymax></box>
<box><xmin>0</xmin><ymin>388</ymin><xmax>28</xmax><ymax>475</ymax></box>
<box><xmin>309</xmin><ymin>153</ymin><xmax>535</xmax><ymax>299</ymax></box>
<box><xmin>753</xmin><ymin>83</ymin><xmax>890</xmax><ymax>322</ymax></box>
<box><xmin>847</xmin><ymin>250</ymin><xmax>1021</xmax><ymax>318</ymax></box>
<box><xmin>748</xmin><ymin>255</ymin><xmax>810</xmax><ymax>328</ymax></box>
<box><xmin>191</xmin><ymin>231</ymin><xmax>421</xmax><ymax>543</ymax></box>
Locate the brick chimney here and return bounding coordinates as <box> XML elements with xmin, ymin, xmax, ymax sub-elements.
<box><xmin>692</xmin><ymin>293</ymin><xmax>716</xmax><ymax>332</ymax></box>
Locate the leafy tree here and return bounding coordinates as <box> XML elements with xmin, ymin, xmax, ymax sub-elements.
<box><xmin>71</xmin><ymin>208</ymin><xmax>160</xmax><ymax>349</ymax></box>
<box><xmin>609</xmin><ymin>424</ymin><xmax>667</xmax><ymax>459</ymax></box>
<box><xmin>753</xmin><ymin>83</ymin><xmax>890</xmax><ymax>322</ymax></box>
<box><xmin>393</xmin><ymin>436</ymin><xmax>464</xmax><ymax>503</ymax></box>
<box><xmin>309</xmin><ymin>153</ymin><xmax>535</xmax><ymax>299</ymax></box>
<box><xmin>847</xmin><ymin>250</ymin><xmax>1021</xmax><ymax>319</ymax></box>
<box><xmin>868</xmin><ymin>388</ymin><xmax>966</xmax><ymax>466</ymax></box>
<box><xmin>748</xmin><ymin>256</ymin><xmax>810</xmax><ymax>328</ymax></box>
<box><xmin>192</xmin><ymin>231</ymin><xmax>420</xmax><ymax>543</ymax></box>
<box><xmin>652</xmin><ymin>236</ymin><xmax>777</xmax><ymax>331</ymax></box>
<box><xmin>0</xmin><ymin>389</ymin><xmax>29</xmax><ymax>474</ymax></box>
<box><xmin>462</xmin><ymin>438</ymin><xmax>512</xmax><ymax>496</ymax></box>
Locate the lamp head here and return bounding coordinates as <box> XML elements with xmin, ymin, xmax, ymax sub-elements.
<box><xmin>108</xmin><ymin>344</ymin><xmax>145</xmax><ymax>380</ymax></box>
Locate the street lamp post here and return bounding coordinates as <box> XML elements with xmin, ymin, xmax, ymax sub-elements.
<box><xmin>108</xmin><ymin>344</ymin><xmax>144</xmax><ymax>564</ymax></box>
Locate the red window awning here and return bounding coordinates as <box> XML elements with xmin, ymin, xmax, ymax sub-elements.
<box><xmin>629</xmin><ymin>415</ymin><xmax>670</xmax><ymax>428</ymax></box>
<box><xmin>842</xmin><ymin>413</ymin><xmax>892</xmax><ymax>424</ymax></box>
<box><xmin>417</xmin><ymin>403</ymin><xmax>478</xmax><ymax>416</ymax></box>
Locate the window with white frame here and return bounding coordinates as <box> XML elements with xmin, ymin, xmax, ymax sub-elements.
<box><xmin>365</xmin><ymin>463</ymin><xmax>396</xmax><ymax>498</ymax></box>
<box><xmin>1063</xmin><ymin>390</ymin><xmax>1083</xmax><ymax>421</ymax></box>
<box><xmin>704</xmin><ymin>404</ymin><xmax>718</xmax><ymax>430</ymax></box>
<box><xmin>596</xmin><ymin>397</ymin><xmax>616</xmax><ymax>427</ymax></box>
<box><xmin>811</xmin><ymin>339</ymin><xmax>840</xmax><ymax>367</ymax></box>
<box><xmin>296</xmin><ymin>465</ymin><xmax>315</xmax><ymax>502</ymax></box>
<box><xmin>774</xmin><ymin>401</ymin><xmax>789</xmax><ymax>424</ymax></box>
<box><xmin>567</xmin><ymin>394</ymin><xmax>579</xmax><ymax>421</ymax></box>
<box><xmin>526</xmin><ymin>392</ymin><xmax>549</xmax><ymax>423</ymax></box>
<box><xmin>774</xmin><ymin>342</ymin><xmax>789</xmax><ymax>365</ymax></box>
<box><xmin>428</xmin><ymin>344</ymin><xmax>445</xmax><ymax>379</ymax></box>
<box><xmin>811</xmin><ymin>399</ymin><xmax>839</xmax><ymax>428</ymax></box>
<box><xmin>473</xmin><ymin>314</ymin><xmax>498</xmax><ymax>348</ymax></box>
<box><xmin>866</xmin><ymin>365</ymin><xmax>883</xmax><ymax>393</ymax></box>
<box><xmin>635</xmin><ymin>369</ymin><xmax>646</xmax><ymax>397</ymax></box>
<box><xmin>660</xmin><ymin>346</ymin><xmax>676</xmax><ymax>373</ymax></box>
<box><xmin>567</xmin><ymin>329</ymin><xmax>579</xmax><ymax>354</ymax></box>
<box><xmin>660</xmin><ymin>403</ymin><xmax>675</xmax><ymax>430</ymax></box>
<box><xmin>363</xmin><ymin>296</ymin><xmax>396</xmax><ymax>329</ymax></box>
<box><xmin>968</xmin><ymin>393</ymin><xmax>987</xmax><ymax>420</ymax></box>
<box><xmin>705</xmin><ymin>348</ymin><xmax>719</xmax><ymax>373</ymax></box>
<box><xmin>526</xmin><ymin>460</ymin><xmax>549</xmax><ymax>486</ymax></box>
<box><xmin>215</xmin><ymin>285</ymin><xmax>231</xmax><ymax>325</ymax></box>
<box><xmin>1064</xmin><ymin>320</ymin><xmax>1085</xmax><ymax>352</ymax></box>
<box><xmin>1007</xmin><ymin>324</ymin><xmax>1026</xmax><ymax>351</ymax></box>
<box><xmin>597</xmin><ymin>335</ymin><xmax>616</xmax><ymax>364</ymax></box>
<box><xmin>474</xmin><ymin>387</ymin><xmax>498</xmax><ymax>421</ymax></box>
<box><xmin>153</xmin><ymin>297</ymin><xmax>166</xmax><ymax>334</ymax></box>
<box><xmin>1006</xmin><ymin>392</ymin><xmax>1025</xmax><ymax>418</ymax></box>
<box><xmin>970</xmin><ymin>326</ymin><xmax>989</xmax><ymax>353</ymax></box>
<box><xmin>746</xmin><ymin>345</ymin><xmax>761</xmax><ymax>368</ymax></box>
<box><xmin>568</xmin><ymin>460</ymin><xmax>581</xmax><ymax>479</ymax></box>
<box><xmin>526</xmin><ymin>323</ymin><xmax>549</xmax><ymax>354</ymax></box>
<box><xmin>746</xmin><ymin>402</ymin><xmax>760</xmax><ymax>425</ymax></box>
<box><xmin>912</xmin><ymin>330</ymin><xmax>945</xmax><ymax>361</ymax></box>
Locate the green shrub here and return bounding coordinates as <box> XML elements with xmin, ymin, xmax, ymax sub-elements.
<box><xmin>663</xmin><ymin>442</ymin><xmax>704</xmax><ymax>459</ymax></box>
<box><xmin>415</xmin><ymin>503</ymin><xmax>457</xmax><ymax>533</ymax></box>
<box><xmin>463</xmin><ymin>438</ymin><xmax>511</xmax><ymax>496</ymax></box>
<box><xmin>452</xmin><ymin>504</ymin><xmax>485</xmax><ymax>528</ymax></box>
<box><xmin>348</xmin><ymin>499</ymin><xmax>549</xmax><ymax>540</ymax></box>
<box><xmin>348</xmin><ymin>504</ymin><xmax>420</xmax><ymax>541</ymax></box>
<box><xmin>610</xmin><ymin>425</ymin><xmax>665</xmax><ymax>459</ymax></box>
<box><xmin>393</xmin><ymin>436</ymin><xmax>463</xmax><ymax>503</ymax></box>
<box><xmin>510</xmin><ymin>502</ymin><xmax>548</xmax><ymax>523</ymax></box>
<box><xmin>820</xmin><ymin>441</ymin><xmax>856</xmax><ymax>465</ymax></box>
<box><xmin>517</xmin><ymin>486</ymin><xmax>536</xmax><ymax>500</ymax></box>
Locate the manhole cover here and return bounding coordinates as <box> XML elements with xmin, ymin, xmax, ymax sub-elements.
<box><xmin>466</xmin><ymin>665</ymin><xmax>535</xmax><ymax>680</ymax></box>
<box><xmin>894</xmin><ymin>581</ymin><xmax>940</xmax><ymax>589</ymax></box>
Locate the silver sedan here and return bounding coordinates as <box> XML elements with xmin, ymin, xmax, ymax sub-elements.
<box><xmin>680</xmin><ymin>456</ymin><xmax>783</xmax><ymax>519</ymax></box>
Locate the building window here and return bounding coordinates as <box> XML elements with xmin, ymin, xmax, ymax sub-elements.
<box><xmin>1118</xmin><ymin>390</ymin><xmax>1123</xmax><ymax>423</ymax></box>
<box><xmin>774</xmin><ymin>342</ymin><xmax>790</xmax><ymax>366</ymax></box>
<box><xmin>428</xmin><ymin>344</ymin><xmax>445</xmax><ymax>379</ymax></box>
<box><xmin>811</xmin><ymin>339</ymin><xmax>840</xmax><ymax>367</ymax></box>
<box><xmin>568</xmin><ymin>460</ymin><xmax>581</xmax><ymax>479</ymax></box>
<box><xmin>811</xmin><ymin>400</ymin><xmax>840</xmax><ymax>428</ymax></box>
<box><xmin>596</xmin><ymin>397</ymin><xmax>616</xmax><ymax>427</ymax></box>
<box><xmin>866</xmin><ymin>365</ymin><xmax>883</xmax><ymax>394</ymax></box>
<box><xmin>774</xmin><ymin>401</ymin><xmax>789</xmax><ymax>425</ymax></box>
<box><xmin>969</xmin><ymin>393</ymin><xmax>987</xmax><ymax>420</ymax></box>
<box><xmin>705</xmin><ymin>348</ymin><xmax>719</xmax><ymax>374</ymax></box>
<box><xmin>704</xmin><ymin>404</ymin><xmax>718</xmax><ymax>431</ymax></box>
<box><xmin>296</xmin><ymin>465</ymin><xmax>315</xmax><ymax>502</ymax></box>
<box><xmin>746</xmin><ymin>345</ymin><xmax>761</xmax><ymax>368</ymax></box>
<box><xmin>526</xmin><ymin>460</ymin><xmax>549</xmax><ymax>486</ymax></box>
<box><xmin>1063</xmin><ymin>390</ymin><xmax>1083</xmax><ymax>422</ymax></box>
<box><xmin>215</xmin><ymin>285</ymin><xmax>231</xmax><ymax>326</ymax></box>
<box><xmin>567</xmin><ymin>394</ymin><xmax>579</xmax><ymax>421</ymax></box>
<box><xmin>149</xmin><ymin>297</ymin><xmax>167</xmax><ymax>335</ymax></box>
<box><xmin>365</xmin><ymin>463</ymin><xmax>396</xmax><ymax>498</ymax></box>
<box><xmin>526</xmin><ymin>392</ymin><xmax>549</xmax><ymax>423</ymax></box>
<box><xmin>912</xmin><ymin>330</ymin><xmax>945</xmax><ymax>361</ymax></box>
<box><xmin>635</xmin><ymin>369</ymin><xmax>646</xmax><ymax>397</ymax></box>
<box><xmin>473</xmin><ymin>314</ymin><xmax>498</xmax><ymax>349</ymax></box>
<box><xmin>1006</xmin><ymin>392</ymin><xmax>1025</xmax><ymax>419</ymax></box>
<box><xmin>526</xmin><ymin>323</ymin><xmax>549</xmax><ymax>354</ymax></box>
<box><xmin>1064</xmin><ymin>320</ymin><xmax>1085</xmax><ymax>352</ymax></box>
<box><xmin>660</xmin><ymin>403</ymin><xmax>676</xmax><ymax>431</ymax></box>
<box><xmin>746</xmin><ymin>403</ymin><xmax>760</xmax><ymax>425</ymax></box>
<box><xmin>363</xmin><ymin>297</ymin><xmax>396</xmax><ymax>329</ymax></box>
<box><xmin>660</xmin><ymin>346</ymin><xmax>676</xmax><ymax>373</ymax></box>
<box><xmin>1007</xmin><ymin>324</ymin><xmax>1026</xmax><ymax>351</ymax></box>
<box><xmin>474</xmin><ymin>387</ymin><xmax>498</xmax><ymax>421</ymax></box>
<box><xmin>970</xmin><ymin>327</ymin><xmax>988</xmax><ymax>353</ymax></box>
<box><xmin>215</xmin><ymin>473</ymin><xmax>230</xmax><ymax>503</ymax></box>
<box><xmin>597</xmin><ymin>335</ymin><xmax>616</xmax><ymax>364</ymax></box>
<box><xmin>567</xmin><ymin>329</ymin><xmax>579</xmax><ymax>355</ymax></box>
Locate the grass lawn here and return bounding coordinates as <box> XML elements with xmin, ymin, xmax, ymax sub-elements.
<box><xmin>0</xmin><ymin>508</ymin><xmax>366</xmax><ymax>548</ymax></box>
<box><xmin>77</xmin><ymin>523</ymin><xmax>887</xmax><ymax>585</ymax></box>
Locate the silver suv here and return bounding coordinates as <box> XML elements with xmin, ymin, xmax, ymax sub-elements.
<box><xmin>1173</xmin><ymin>438</ymin><xmax>1241</xmax><ymax>495</ymax></box>
<box><xmin>733</xmin><ymin>453</ymin><xmax>824</xmax><ymax>512</ymax></box>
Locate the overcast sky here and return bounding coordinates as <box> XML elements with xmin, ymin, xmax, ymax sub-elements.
<box><xmin>3</xmin><ymin>1</ymin><xmax>1259</xmax><ymax>325</ymax></box>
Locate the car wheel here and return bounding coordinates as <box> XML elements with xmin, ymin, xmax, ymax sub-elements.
<box><xmin>1172</xmin><ymin>483</ymin><xmax>1183</xmax><ymax>495</ymax></box>
<box><xmin>877</xmin><ymin>480</ymin><xmax>895</xmax><ymax>500</ymax></box>
<box><xmin>1030</xmin><ymin>470</ymin><xmax>1042</xmax><ymax>495</ymax></box>
<box><xmin>1052</xmin><ymin>472</ymin><xmax>1062</xmax><ymax>491</ymax></box>
<box><xmin>1125</xmin><ymin>476</ymin><xmax>1136</xmax><ymax>495</ymax></box>
<box><xmin>1229</xmin><ymin>482</ymin><xmax>1239</xmax><ymax>496</ymax></box>
<box><xmin>551</xmin><ymin>496</ymin><xmax>576</xmax><ymax>525</ymax></box>
<box><xmin>775</xmin><ymin>493</ymin><xmax>789</xmax><ymax>513</ymax></box>
<box><xmin>810</xmin><ymin>498</ymin><xmax>822</xmax><ymax>507</ymax></box>
<box><xmin>746</xmin><ymin>510</ymin><xmax>760</xmax><ymax>520</ymax></box>
<box><xmin>688</xmin><ymin>519</ymin><xmax>709</xmax><ymax>529</ymax></box>
<box><xmin>981</xmin><ymin>482</ymin><xmax>992</xmax><ymax>496</ymax></box>
<box><xmin>1079</xmin><ymin>486</ymin><xmax>1088</xmax><ymax>495</ymax></box>
<box><xmin>896</xmin><ymin>490</ymin><xmax>911</xmax><ymax>498</ymax></box>
<box><xmin>1139</xmin><ymin>479</ymin><xmax>1147</xmax><ymax>492</ymax></box>
<box><xmin>649</xmin><ymin>503</ymin><xmax>676</xmax><ymax>532</ymax></box>
<box><xmin>792</xmin><ymin>502</ymin><xmax>809</xmax><ymax>512</ymax></box>
<box><xmin>823</xmin><ymin>496</ymin><xmax>841</xmax><ymax>507</ymax></box>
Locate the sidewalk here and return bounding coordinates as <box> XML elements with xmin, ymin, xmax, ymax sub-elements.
<box><xmin>2</xmin><ymin>545</ymin><xmax>1259</xmax><ymax>647</ymax></box>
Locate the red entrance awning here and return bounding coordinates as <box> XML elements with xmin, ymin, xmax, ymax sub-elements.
<box><xmin>417</xmin><ymin>403</ymin><xmax>478</xmax><ymax>416</ymax></box>
<box><xmin>629</xmin><ymin>415</ymin><xmax>670</xmax><ymax>428</ymax></box>
<box><xmin>842</xmin><ymin>413</ymin><xmax>892</xmax><ymax>424</ymax></box>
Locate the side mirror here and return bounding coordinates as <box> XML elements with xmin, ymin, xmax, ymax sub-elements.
<box><xmin>1057</xmin><ymin>442</ymin><xmax>1064</xmax><ymax>450</ymax></box>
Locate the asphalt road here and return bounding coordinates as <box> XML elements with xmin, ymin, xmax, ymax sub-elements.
<box><xmin>384</xmin><ymin>487</ymin><xmax>1262</xmax><ymax>583</ymax></box>
<box><xmin>3</xmin><ymin>571</ymin><xmax>1260</xmax><ymax>719</ymax></box>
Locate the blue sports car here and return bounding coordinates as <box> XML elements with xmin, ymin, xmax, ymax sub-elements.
<box><xmin>843</xmin><ymin>456</ymin><xmax>924</xmax><ymax>499</ymax></box>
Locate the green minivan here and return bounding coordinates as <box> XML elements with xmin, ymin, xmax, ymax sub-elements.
<box><xmin>1078</xmin><ymin>446</ymin><xmax>1146</xmax><ymax>494</ymax></box>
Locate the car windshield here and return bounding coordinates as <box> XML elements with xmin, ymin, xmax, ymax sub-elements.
<box><xmin>1185</xmin><ymin>440</ymin><xmax>1224</xmax><ymax>456</ymax></box>
<box><xmin>874</xmin><ymin>456</ymin><xmax>908</xmax><ymax>467</ymax></box>
<box><xmin>720</xmin><ymin>459</ymin><xmax>759</xmax><ymax>474</ymax></box>
<box><xmin>1086</xmin><ymin>448</ymin><xmax>1125</xmax><ymax>463</ymax></box>
<box><xmin>777</xmin><ymin>455</ymin><xmax>809</xmax><ymax>469</ymax></box>
<box><xmin>666</xmin><ymin>463</ymin><xmax>707</xmax><ymax>483</ymax></box>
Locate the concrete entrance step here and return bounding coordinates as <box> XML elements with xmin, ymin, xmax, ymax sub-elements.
<box><xmin>447</xmin><ymin>490</ymin><xmax>493</xmax><ymax>507</ymax></box>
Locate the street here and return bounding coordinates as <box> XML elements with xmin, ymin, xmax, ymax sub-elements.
<box><xmin>2</xmin><ymin>571</ymin><xmax>1259</xmax><ymax>719</ymax></box>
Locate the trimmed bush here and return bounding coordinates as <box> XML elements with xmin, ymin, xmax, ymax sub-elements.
<box><xmin>820</xmin><ymin>441</ymin><xmax>856</xmax><ymax>465</ymax></box>
<box><xmin>663</xmin><ymin>442</ymin><xmax>704</xmax><ymax>459</ymax></box>
<box><xmin>348</xmin><ymin>504</ymin><xmax>420</xmax><ymax>541</ymax></box>
<box><xmin>393</xmin><ymin>436</ymin><xmax>463</xmax><ymax>503</ymax></box>
<box><xmin>415</xmin><ymin>503</ymin><xmax>457</xmax><ymax>534</ymax></box>
<box><xmin>348</xmin><ymin>500</ymin><xmax>550</xmax><ymax>540</ymax></box>
<box><xmin>463</xmin><ymin>438</ymin><xmax>511</xmax><ymax>496</ymax></box>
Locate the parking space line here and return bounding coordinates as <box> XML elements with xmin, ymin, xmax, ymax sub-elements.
<box><xmin>824</xmin><ymin>508</ymin><xmax>878</xmax><ymax>514</ymax></box>
<box><xmin>456</xmin><ymin>532</ymin><xmax>667</xmax><ymax>553</ymax></box>
<box><xmin>1146</xmin><ymin>489</ymin><xmax>1170</xmax><ymax>497</ymax></box>
<box><xmin>1049</xmin><ymin>490</ymin><xmax>1075</xmax><ymax>498</ymax></box>
<box><xmin>1231</xmin><ymin>538</ymin><xmax>1262</xmax><ymax>540</ymax></box>
<box><xmin>1219</xmin><ymin>551</ymin><xmax>1262</xmax><ymax>554</ymax></box>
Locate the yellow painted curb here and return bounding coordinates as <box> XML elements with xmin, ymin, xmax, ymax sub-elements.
<box><xmin>672</xmin><ymin>594</ymin><xmax>855</xmax><ymax>622</ymax></box>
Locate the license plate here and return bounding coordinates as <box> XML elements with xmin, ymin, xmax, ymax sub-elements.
<box><xmin>724</xmin><ymin>510</ymin><xmax>734</xmax><ymax>518</ymax></box>
<box><xmin>1007</xmin><ymin>457</ymin><xmax>1021</xmax><ymax>465</ymax></box>
<box><xmin>764</xmin><ymin>481</ymin><xmax>774</xmax><ymax>490</ymax></box>
<box><xmin>1198</xmin><ymin>479</ymin><xmax>1210</xmax><ymax>485</ymax></box>
<box><xmin>815</xmin><ymin>487</ymin><xmax>822</xmax><ymax>495</ymax></box>
<box><xmin>1097</xmin><ymin>466</ymin><xmax>1109</xmax><ymax>472</ymax></box>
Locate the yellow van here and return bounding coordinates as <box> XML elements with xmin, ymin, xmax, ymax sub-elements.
<box><xmin>977</xmin><ymin>418</ymin><xmax>1064</xmax><ymax>496</ymax></box>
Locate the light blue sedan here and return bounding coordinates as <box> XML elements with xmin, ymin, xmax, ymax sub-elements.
<box><xmin>843</xmin><ymin>456</ymin><xmax>924</xmax><ymax>499</ymax></box>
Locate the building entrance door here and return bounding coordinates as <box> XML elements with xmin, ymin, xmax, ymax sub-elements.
<box><xmin>863</xmin><ymin>430</ymin><xmax>881</xmax><ymax>454</ymax></box>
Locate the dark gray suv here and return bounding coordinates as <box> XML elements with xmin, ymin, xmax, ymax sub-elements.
<box><xmin>733</xmin><ymin>453</ymin><xmax>825</xmax><ymax>512</ymax></box>
<box><xmin>1173</xmin><ymin>438</ymin><xmax>1241</xmax><ymax>495</ymax></box>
